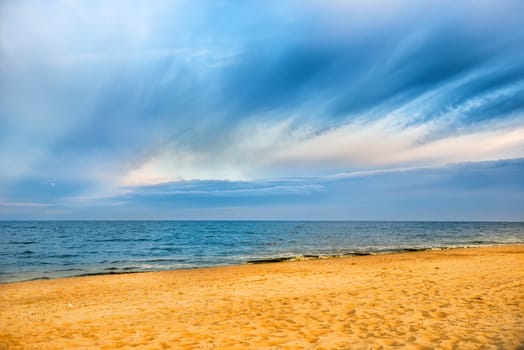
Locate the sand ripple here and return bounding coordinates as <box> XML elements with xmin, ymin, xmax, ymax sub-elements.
<box><xmin>1</xmin><ymin>246</ymin><xmax>523</xmax><ymax>349</ymax></box>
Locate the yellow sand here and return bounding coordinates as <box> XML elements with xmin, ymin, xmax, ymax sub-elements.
<box><xmin>1</xmin><ymin>245</ymin><xmax>523</xmax><ymax>349</ymax></box>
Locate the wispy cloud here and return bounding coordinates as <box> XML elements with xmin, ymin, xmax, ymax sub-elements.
<box><xmin>0</xmin><ymin>200</ymin><xmax>49</xmax><ymax>208</ymax></box>
<box><xmin>1</xmin><ymin>0</ymin><xmax>523</xmax><ymax>219</ymax></box>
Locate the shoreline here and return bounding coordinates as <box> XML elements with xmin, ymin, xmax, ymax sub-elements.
<box><xmin>3</xmin><ymin>243</ymin><xmax>522</xmax><ymax>284</ymax></box>
<box><xmin>1</xmin><ymin>245</ymin><xmax>523</xmax><ymax>349</ymax></box>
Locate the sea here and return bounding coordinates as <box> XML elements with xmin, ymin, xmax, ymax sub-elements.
<box><xmin>1</xmin><ymin>221</ymin><xmax>523</xmax><ymax>283</ymax></box>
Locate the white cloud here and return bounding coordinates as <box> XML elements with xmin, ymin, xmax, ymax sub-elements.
<box><xmin>0</xmin><ymin>200</ymin><xmax>49</xmax><ymax>208</ymax></box>
<box><xmin>275</xmin><ymin>117</ymin><xmax>524</xmax><ymax>166</ymax></box>
<box><xmin>120</xmin><ymin>109</ymin><xmax>524</xmax><ymax>186</ymax></box>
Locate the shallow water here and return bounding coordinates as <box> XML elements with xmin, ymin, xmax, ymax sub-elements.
<box><xmin>1</xmin><ymin>221</ymin><xmax>523</xmax><ymax>282</ymax></box>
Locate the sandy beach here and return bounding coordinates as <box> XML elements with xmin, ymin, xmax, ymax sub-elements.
<box><xmin>1</xmin><ymin>245</ymin><xmax>523</xmax><ymax>349</ymax></box>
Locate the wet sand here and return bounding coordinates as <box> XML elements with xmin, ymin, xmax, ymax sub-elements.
<box><xmin>1</xmin><ymin>245</ymin><xmax>523</xmax><ymax>349</ymax></box>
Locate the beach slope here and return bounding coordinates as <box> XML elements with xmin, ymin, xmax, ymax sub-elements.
<box><xmin>1</xmin><ymin>245</ymin><xmax>523</xmax><ymax>349</ymax></box>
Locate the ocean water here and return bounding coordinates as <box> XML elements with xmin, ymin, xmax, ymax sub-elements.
<box><xmin>1</xmin><ymin>221</ymin><xmax>523</xmax><ymax>283</ymax></box>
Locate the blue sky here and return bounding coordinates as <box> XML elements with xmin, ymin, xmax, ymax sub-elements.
<box><xmin>1</xmin><ymin>0</ymin><xmax>523</xmax><ymax>220</ymax></box>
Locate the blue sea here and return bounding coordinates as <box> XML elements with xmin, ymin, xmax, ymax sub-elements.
<box><xmin>1</xmin><ymin>221</ymin><xmax>523</xmax><ymax>283</ymax></box>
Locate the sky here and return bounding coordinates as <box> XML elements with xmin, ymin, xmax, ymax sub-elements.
<box><xmin>1</xmin><ymin>0</ymin><xmax>523</xmax><ymax>220</ymax></box>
